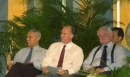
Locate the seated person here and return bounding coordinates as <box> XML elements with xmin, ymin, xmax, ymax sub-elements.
<box><xmin>36</xmin><ymin>26</ymin><xmax>84</xmax><ymax>77</ymax></box>
<box><xmin>83</xmin><ymin>26</ymin><xmax>127</xmax><ymax>75</ymax></box>
<box><xmin>112</xmin><ymin>27</ymin><xmax>130</xmax><ymax>57</ymax></box>
<box><xmin>6</xmin><ymin>29</ymin><xmax>46</xmax><ymax>77</ymax></box>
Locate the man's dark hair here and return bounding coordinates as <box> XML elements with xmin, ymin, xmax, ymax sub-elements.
<box><xmin>112</xmin><ymin>27</ymin><xmax>124</xmax><ymax>41</ymax></box>
<box><xmin>70</xmin><ymin>26</ymin><xmax>76</xmax><ymax>36</ymax></box>
<box><xmin>64</xmin><ymin>25</ymin><xmax>76</xmax><ymax>36</ymax></box>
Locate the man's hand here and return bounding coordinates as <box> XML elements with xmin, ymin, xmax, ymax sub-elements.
<box><xmin>7</xmin><ymin>62</ymin><xmax>16</xmax><ymax>70</ymax></box>
<box><xmin>42</xmin><ymin>66</ymin><xmax>49</xmax><ymax>73</ymax></box>
<box><xmin>95</xmin><ymin>68</ymin><xmax>105</xmax><ymax>74</ymax></box>
<box><xmin>88</xmin><ymin>67</ymin><xmax>95</xmax><ymax>74</ymax></box>
<box><xmin>57</xmin><ymin>70</ymin><xmax>68</xmax><ymax>76</ymax></box>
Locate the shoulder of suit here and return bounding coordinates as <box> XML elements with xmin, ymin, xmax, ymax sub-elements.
<box><xmin>114</xmin><ymin>44</ymin><xmax>124</xmax><ymax>49</ymax></box>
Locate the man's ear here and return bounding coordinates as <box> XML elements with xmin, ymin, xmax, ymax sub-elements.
<box><xmin>71</xmin><ymin>34</ymin><xmax>74</xmax><ymax>39</ymax></box>
<box><xmin>119</xmin><ymin>36</ymin><xmax>123</xmax><ymax>41</ymax></box>
<box><xmin>37</xmin><ymin>37</ymin><xmax>40</xmax><ymax>41</ymax></box>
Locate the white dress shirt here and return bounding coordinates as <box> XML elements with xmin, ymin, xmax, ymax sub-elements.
<box><xmin>41</xmin><ymin>42</ymin><xmax>84</xmax><ymax>74</ymax></box>
<box><xmin>14</xmin><ymin>45</ymin><xmax>46</xmax><ymax>70</ymax></box>
<box><xmin>83</xmin><ymin>42</ymin><xmax>127</xmax><ymax>71</ymax></box>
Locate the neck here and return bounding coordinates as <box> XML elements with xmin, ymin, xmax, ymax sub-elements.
<box><xmin>63</xmin><ymin>41</ymin><xmax>71</xmax><ymax>45</ymax></box>
<box><xmin>118</xmin><ymin>42</ymin><xmax>121</xmax><ymax>44</ymax></box>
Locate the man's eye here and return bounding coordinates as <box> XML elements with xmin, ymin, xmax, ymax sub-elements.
<box><xmin>27</xmin><ymin>37</ymin><xmax>33</xmax><ymax>38</ymax></box>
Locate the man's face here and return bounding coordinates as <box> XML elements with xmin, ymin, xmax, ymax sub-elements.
<box><xmin>26</xmin><ymin>31</ymin><xmax>40</xmax><ymax>47</ymax></box>
<box><xmin>98</xmin><ymin>29</ymin><xmax>112</xmax><ymax>45</ymax></box>
<box><xmin>112</xmin><ymin>30</ymin><xmax>121</xmax><ymax>44</ymax></box>
<box><xmin>60</xmin><ymin>27</ymin><xmax>73</xmax><ymax>44</ymax></box>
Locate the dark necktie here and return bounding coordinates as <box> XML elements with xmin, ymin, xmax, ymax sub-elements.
<box><xmin>57</xmin><ymin>45</ymin><xmax>66</xmax><ymax>67</ymax></box>
<box><xmin>100</xmin><ymin>45</ymin><xmax>107</xmax><ymax>68</ymax></box>
<box><xmin>24</xmin><ymin>48</ymin><xmax>33</xmax><ymax>63</ymax></box>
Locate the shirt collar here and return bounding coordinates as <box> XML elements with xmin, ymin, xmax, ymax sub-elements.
<box><xmin>30</xmin><ymin>45</ymin><xmax>39</xmax><ymax>49</ymax></box>
<box><xmin>102</xmin><ymin>42</ymin><xmax>114</xmax><ymax>49</ymax></box>
<box><xmin>61</xmin><ymin>42</ymin><xmax>73</xmax><ymax>49</ymax></box>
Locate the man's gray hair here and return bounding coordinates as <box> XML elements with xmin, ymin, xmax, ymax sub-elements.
<box><xmin>29</xmin><ymin>29</ymin><xmax>41</xmax><ymax>38</ymax></box>
<box><xmin>97</xmin><ymin>26</ymin><xmax>112</xmax><ymax>36</ymax></box>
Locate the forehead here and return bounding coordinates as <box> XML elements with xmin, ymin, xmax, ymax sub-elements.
<box><xmin>112</xmin><ymin>30</ymin><xmax>118</xmax><ymax>33</ymax></box>
<box><xmin>62</xmin><ymin>27</ymin><xmax>71</xmax><ymax>32</ymax></box>
<box><xmin>98</xmin><ymin>29</ymin><xmax>108</xmax><ymax>34</ymax></box>
<box><xmin>112</xmin><ymin>31</ymin><xmax>119</xmax><ymax>37</ymax></box>
<box><xmin>27</xmin><ymin>31</ymin><xmax>36</xmax><ymax>36</ymax></box>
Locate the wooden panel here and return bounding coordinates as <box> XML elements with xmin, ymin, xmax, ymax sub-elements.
<box><xmin>8</xmin><ymin>0</ymin><xmax>26</xmax><ymax>20</ymax></box>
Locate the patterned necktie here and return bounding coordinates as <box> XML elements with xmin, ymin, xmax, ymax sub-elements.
<box><xmin>24</xmin><ymin>48</ymin><xmax>33</xmax><ymax>63</ymax></box>
<box><xmin>57</xmin><ymin>45</ymin><xmax>66</xmax><ymax>67</ymax></box>
<box><xmin>100</xmin><ymin>45</ymin><xmax>107</xmax><ymax>68</ymax></box>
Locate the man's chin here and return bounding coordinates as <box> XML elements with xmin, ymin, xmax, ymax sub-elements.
<box><xmin>27</xmin><ymin>44</ymin><xmax>31</xmax><ymax>47</ymax></box>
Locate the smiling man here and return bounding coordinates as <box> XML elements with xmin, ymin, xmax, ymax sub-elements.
<box><xmin>36</xmin><ymin>25</ymin><xmax>84</xmax><ymax>77</ymax></box>
<box><xmin>83</xmin><ymin>26</ymin><xmax>127</xmax><ymax>75</ymax></box>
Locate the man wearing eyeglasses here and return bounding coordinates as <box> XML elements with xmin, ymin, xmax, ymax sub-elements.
<box><xmin>83</xmin><ymin>26</ymin><xmax>127</xmax><ymax>75</ymax></box>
